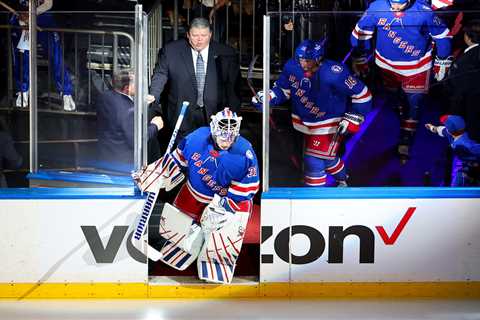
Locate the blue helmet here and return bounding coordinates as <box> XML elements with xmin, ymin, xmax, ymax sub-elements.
<box><xmin>19</xmin><ymin>0</ymin><xmax>28</xmax><ymax>7</ymax></box>
<box><xmin>295</xmin><ymin>39</ymin><xmax>325</xmax><ymax>62</ymax></box>
<box><xmin>388</xmin><ymin>0</ymin><xmax>409</xmax><ymax>5</ymax></box>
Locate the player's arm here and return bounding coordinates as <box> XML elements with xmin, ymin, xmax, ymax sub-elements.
<box><xmin>333</xmin><ymin>68</ymin><xmax>373</xmax><ymax>134</ymax></box>
<box><xmin>427</xmin><ymin>10</ymin><xmax>453</xmax><ymax>81</ymax></box>
<box><xmin>252</xmin><ymin>61</ymin><xmax>292</xmax><ymax>110</ymax></box>
<box><xmin>350</xmin><ymin>7</ymin><xmax>376</xmax><ymax>75</ymax></box>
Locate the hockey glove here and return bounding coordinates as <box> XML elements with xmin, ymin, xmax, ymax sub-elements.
<box><xmin>338</xmin><ymin>112</ymin><xmax>365</xmax><ymax>135</ymax></box>
<box><xmin>425</xmin><ymin>123</ymin><xmax>445</xmax><ymax>137</ymax></box>
<box><xmin>251</xmin><ymin>90</ymin><xmax>276</xmax><ymax>111</ymax></box>
<box><xmin>201</xmin><ymin>195</ymin><xmax>236</xmax><ymax>232</ymax></box>
<box><xmin>352</xmin><ymin>55</ymin><xmax>370</xmax><ymax>78</ymax></box>
<box><xmin>433</xmin><ymin>56</ymin><xmax>453</xmax><ymax>81</ymax></box>
<box><xmin>132</xmin><ymin>153</ymin><xmax>184</xmax><ymax>192</ymax></box>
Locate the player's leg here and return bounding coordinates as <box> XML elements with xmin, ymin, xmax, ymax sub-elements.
<box><xmin>46</xmin><ymin>31</ymin><xmax>75</xmax><ymax>111</ymax></box>
<box><xmin>197</xmin><ymin>194</ymin><xmax>252</xmax><ymax>284</ymax></box>
<box><xmin>399</xmin><ymin>70</ymin><xmax>430</xmax><ymax>163</ymax></box>
<box><xmin>303</xmin><ymin>155</ymin><xmax>327</xmax><ymax>187</ymax></box>
<box><xmin>325</xmin><ymin>157</ymin><xmax>348</xmax><ymax>187</ymax></box>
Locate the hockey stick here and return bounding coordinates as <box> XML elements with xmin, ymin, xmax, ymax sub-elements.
<box><xmin>131</xmin><ymin>101</ymin><xmax>189</xmax><ymax>262</ymax></box>
<box><xmin>246</xmin><ymin>54</ymin><xmax>259</xmax><ymax>99</ymax></box>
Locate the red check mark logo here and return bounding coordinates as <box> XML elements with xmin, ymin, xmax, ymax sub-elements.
<box><xmin>376</xmin><ymin>207</ymin><xmax>416</xmax><ymax>245</ymax></box>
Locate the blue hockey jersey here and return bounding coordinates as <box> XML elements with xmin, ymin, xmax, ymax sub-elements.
<box><xmin>351</xmin><ymin>0</ymin><xmax>452</xmax><ymax>76</ymax></box>
<box><xmin>439</xmin><ymin>128</ymin><xmax>480</xmax><ymax>162</ymax></box>
<box><xmin>271</xmin><ymin>59</ymin><xmax>372</xmax><ymax>135</ymax></box>
<box><xmin>172</xmin><ymin>127</ymin><xmax>259</xmax><ymax>204</ymax></box>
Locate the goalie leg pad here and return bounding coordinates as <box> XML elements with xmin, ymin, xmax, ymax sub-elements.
<box><xmin>158</xmin><ymin>203</ymin><xmax>204</xmax><ymax>270</ymax></box>
<box><xmin>197</xmin><ymin>210</ymin><xmax>249</xmax><ymax>284</ymax></box>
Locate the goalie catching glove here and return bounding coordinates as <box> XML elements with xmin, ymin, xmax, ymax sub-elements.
<box><xmin>132</xmin><ymin>153</ymin><xmax>184</xmax><ymax>192</ymax></box>
<box><xmin>337</xmin><ymin>112</ymin><xmax>365</xmax><ymax>135</ymax></box>
<box><xmin>200</xmin><ymin>194</ymin><xmax>241</xmax><ymax>232</ymax></box>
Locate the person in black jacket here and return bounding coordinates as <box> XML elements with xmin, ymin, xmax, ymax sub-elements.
<box><xmin>147</xmin><ymin>17</ymin><xmax>241</xmax><ymax>143</ymax></box>
<box><xmin>0</xmin><ymin>118</ymin><xmax>22</xmax><ymax>187</ymax></box>
<box><xmin>96</xmin><ymin>70</ymin><xmax>164</xmax><ymax>173</ymax></box>
<box><xmin>448</xmin><ymin>20</ymin><xmax>480</xmax><ymax>141</ymax></box>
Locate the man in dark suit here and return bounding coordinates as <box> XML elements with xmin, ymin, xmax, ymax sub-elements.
<box><xmin>448</xmin><ymin>20</ymin><xmax>480</xmax><ymax>141</ymax></box>
<box><xmin>147</xmin><ymin>17</ymin><xmax>240</xmax><ymax>142</ymax></box>
<box><xmin>97</xmin><ymin>70</ymin><xmax>164</xmax><ymax>173</ymax></box>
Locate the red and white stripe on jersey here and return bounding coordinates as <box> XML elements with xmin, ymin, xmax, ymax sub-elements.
<box><xmin>304</xmin><ymin>174</ymin><xmax>326</xmax><ymax>186</ymax></box>
<box><xmin>351</xmin><ymin>86</ymin><xmax>372</xmax><ymax>104</ymax></box>
<box><xmin>325</xmin><ymin>158</ymin><xmax>345</xmax><ymax>176</ymax></box>
<box><xmin>291</xmin><ymin>114</ymin><xmax>342</xmax><ymax>135</ymax></box>
<box><xmin>172</xmin><ymin>148</ymin><xmax>187</xmax><ymax>167</ymax></box>
<box><xmin>431</xmin><ymin>0</ymin><xmax>453</xmax><ymax>10</ymax></box>
<box><xmin>228</xmin><ymin>180</ymin><xmax>259</xmax><ymax>198</ymax></box>
<box><xmin>431</xmin><ymin>28</ymin><xmax>452</xmax><ymax>40</ymax></box>
<box><xmin>400</xmin><ymin>119</ymin><xmax>419</xmax><ymax>132</ymax></box>
<box><xmin>352</xmin><ymin>24</ymin><xmax>374</xmax><ymax>41</ymax></box>
<box><xmin>186</xmin><ymin>181</ymin><xmax>213</xmax><ymax>204</ymax></box>
<box><xmin>375</xmin><ymin>49</ymin><xmax>433</xmax><ymax>76</ymax></box>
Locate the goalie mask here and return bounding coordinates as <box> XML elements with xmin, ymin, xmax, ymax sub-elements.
<box><xmin>388</xmin><ymin>0</ymin><xmax>409</xmax><ymax>11</ymax></box>
<box><xmin>210</xmin><ymin>108</ymin><xmax>242</xmax><ymax>150</ymax></box>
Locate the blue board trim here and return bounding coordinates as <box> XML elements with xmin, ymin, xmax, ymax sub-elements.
<box><xmin>0</xmin><ymin>187</ymin><xmax>144</xmax><ymax>199</ymax></box>
<box><xmin>262</xmin><ymin>187</ymin><xmax>480</xmax><ymax>199</ymax></box>
<box><xmin>27</xmin><ymin>170</ymin><xmax>134</xmax><ymax>187</ymax></box>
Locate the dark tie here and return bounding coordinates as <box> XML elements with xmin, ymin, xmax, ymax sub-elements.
<box><xmin>195</xmin><ymin>51</ymin><xmax>206</xmax><ymax>107</ymax></box>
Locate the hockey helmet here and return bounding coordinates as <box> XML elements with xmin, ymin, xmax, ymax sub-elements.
<box><xmin>210</xmin><ymin>108</ymin><xmax>242</xmax><ymax>148</ymax></box>
<box><xmin>295</xmin><ymin>39</ymin><xmax>325</xmax><ymax>62</ymax></box>
<box><xmin>19</xmin><ymin>0</ymin><xmax>28</xmax><ymax>7</ymax></box>
<box><xmin>388</xmin><ymin>0</ymin><xmax>409</xmax><ymax>5</ymax></box>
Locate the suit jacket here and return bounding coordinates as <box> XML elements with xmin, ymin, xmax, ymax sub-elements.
<box><xmin>448</xmin><ymin>45</ymin><xmax>480</xmax><ymax>141</ymax></box>
<box><xmin>97</xmin><ymin>90</ymin><xmax>157</xmax><ymax>172</ymax></box>
<box><xmin>150</xmin><ymin>38</ymin><xmax>240</xmax><ymax>140</ymax></box>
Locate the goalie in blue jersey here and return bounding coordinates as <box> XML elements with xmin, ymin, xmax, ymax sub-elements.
<box><xmin>133</xmin><ymin>107</ymin><xmax>259</xmax><ymax>284</ymax></box>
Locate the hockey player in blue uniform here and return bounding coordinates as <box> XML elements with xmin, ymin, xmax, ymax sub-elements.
<box><xmin>252</xmin><ymin>39</ymin><xmax>372</xmax><ymax>187</ymax></box>
<box><xmin>426</xmin><ymin>115</ymin><xmax>480</xmax><ymax>186</ymax></box>
<box><xmin>351</xmin><ymin>0</ymin><xmax>452</xmax><ymax>163</ymax></box>
<box><xmin>10</xmin><ymin>0</ymin><xmax>75</xmax><ymax>111</ymax></box>
<box><xmin>133</xmin><ymin>108</ymin><xmax>259</xmax><ymax>284</ymax></box>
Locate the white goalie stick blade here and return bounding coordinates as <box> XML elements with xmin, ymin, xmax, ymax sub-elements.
<box><xmin>197</xmin><ymin>211</ymin><xmax>249</xmax><ymax>284</ymax></box>
<box><xmin>158</xmin><ymin>203</ymin><xmax>204</xmax><ymax>271</ymax></box>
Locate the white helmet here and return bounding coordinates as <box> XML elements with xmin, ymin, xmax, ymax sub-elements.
<box><xmin>210</xmin><ymin>108</ymin><xmax>242</xmax><ymax>146</ymax></box>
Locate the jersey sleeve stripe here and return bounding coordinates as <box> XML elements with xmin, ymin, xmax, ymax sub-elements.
<box><xmin>431</xmin><ymin>28</ymin><xmax>452</xmax><ymax>39</ymax></box>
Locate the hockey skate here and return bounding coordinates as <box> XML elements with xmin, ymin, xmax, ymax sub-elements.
<box><xmin>336</xmin><ymin>180</ymin><xmax>348</xmax><ymax>187</ymax></box>
<box><xmin>63</xmin><ymin>94</ymin><xmax>76</xmax><ymax>111</ymax></box>
<box><xmin>397</xmin><ymin>144</ymin><xmax>409</xmax><ymax>165</ymax></box>
<box><xmin>15</xmin><ymin>91</ymin><xmax>28</xmax><ymax>108</ymax></box>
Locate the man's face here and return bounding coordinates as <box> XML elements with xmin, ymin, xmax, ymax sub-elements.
<box><xmin>299</xmin><ymin>58</ymin><xmax>318</xmax><ymax>73</ymax></box>
<box><xmin>390</xmin><ymin>2</ymin><xmax>408</xmax><ymax>11</ymax></box>
<box><xmin>187</xmin><ymin>27</ymin><xmax>212</xmax><ymax>51</ymax></box>
<box><xmin>215</xmin><ymin>137</ymin><xmax>234</xmax><ymax>150</ymax></box>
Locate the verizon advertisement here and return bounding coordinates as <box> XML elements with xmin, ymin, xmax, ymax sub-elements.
<box><xmin>261</xmin><ymin>198</ymin><xmax>480</xmax><ymax>282</ymax></box>
<box><xmin>0</xmin><ymin>199</ymin><xmax>146</xmax><ymax>283</ymax></box>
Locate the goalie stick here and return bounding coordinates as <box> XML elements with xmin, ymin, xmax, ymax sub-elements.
<box><xmin>130</xmin><ymin>101</ymin><xmax>189</xmax><ymax>261</ymax></box>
